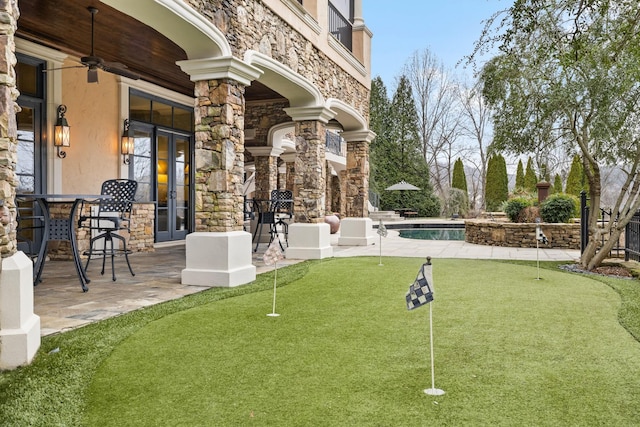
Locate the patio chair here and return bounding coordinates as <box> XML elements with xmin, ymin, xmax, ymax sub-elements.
<box><xmin>252</xmin><ymin>198</ymin><xmax>283</xmax><ymax>252</ymax></box>
<box><xmin>15</xmin><ymin>198</ymin><xmax>45</xmax><ymax>261</ymax></box>
<box><xmin>78</xmin><ymin>179</ymin><xmax>138</xmax><ymax>281</ymax></box>
<box><xmin>270</xmin><ymin>189</ymin><xmax>293</xmax><ymax>246</ymax></box>
<box><xmin>243</xmin><ymin>196</ymin><xmax>255</xmax><ymax>232</ymax></box>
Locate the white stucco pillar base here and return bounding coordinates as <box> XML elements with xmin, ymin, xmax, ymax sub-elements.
<box><xmin>337</xmin><ymin>217</ymin><xmax>376</xmax><ymax>246</ymax></box>
<box><xmin>181</xmin><ymin>231</ymin><xmax>256</xmax><ymax>287</ymax></box>
<box><xmin>285</xmin><ymin>223</ymin><xmax>333</xmax><ymax>259</ymax></box>
<box><xmin>0</xmin><ymin>251</ymin><xmax>41</xmax><ymax>370</ymax></box>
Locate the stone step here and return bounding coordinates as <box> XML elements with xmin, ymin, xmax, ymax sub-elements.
<box><xmin>369</xmin><ymin>211</ymin><xmax>404</xmax><ymax>221</ymax></box>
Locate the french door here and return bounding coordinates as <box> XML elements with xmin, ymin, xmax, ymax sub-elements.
<box><xmin>16</xmin><ymin>54</ymin><xmax>47</xmax><ymax>255</ymax></box>
<box><xmin>156</xmin><ymin>130</ymin><xmax>191</xmax><ymax>242</ymax></box>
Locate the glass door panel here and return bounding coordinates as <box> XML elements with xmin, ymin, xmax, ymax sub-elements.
<box><xmin>175</xmin><ymin>136</ymin><xmax>189</xmax><ymax>235</ymax></box>
<box><xmin>156</xmin><ymin>133</ymin><xmax>170</xmax><ymax>240</ymax></box>
<box><xmin>155</xmin><ymin>131</ymin><xmax>190</xmax><ymax>242</ymax></box>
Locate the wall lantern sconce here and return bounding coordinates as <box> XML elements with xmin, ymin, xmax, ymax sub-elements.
<box><xmin>121</xmin><ymin>119</ymin><xmax>133</xmax><ymax>165</ymax></box>
<box><xmin>54</xmin><ymin>105</ymin><xmax>70</xmax><ymax>158</ymax></box>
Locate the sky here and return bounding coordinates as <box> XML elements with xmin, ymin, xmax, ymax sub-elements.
<box><xmin>365</xmin><ymin>0</ymin><xmax>512</xmax><ymax>89</ymax></box>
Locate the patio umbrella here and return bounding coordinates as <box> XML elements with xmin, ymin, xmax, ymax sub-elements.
<box><xmin>385</xmin><ymin>180</ymin><xmax>421</xmax><ymax>191</ymax></box>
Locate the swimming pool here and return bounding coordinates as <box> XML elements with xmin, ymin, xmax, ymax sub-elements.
<box><xmin>398</xmin><ymin>228</ymin><xmax>465</xmax><ymax>241</ymax></box>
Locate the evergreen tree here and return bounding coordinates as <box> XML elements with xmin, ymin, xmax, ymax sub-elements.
<box><xmin>371</xmin><ymin>75</ymin><xmax>440</xmax><ymax>216</ymax></box>
<box><xmin>524</xmin><ymin>156</ymin><xmax>537</xmax><ymax>192</ymax></box>
<box><xmin>485</xmin><ymin>154</ymin><xmax>509</xmax><ymax>211</ymax></box>
<box><xmin>368</xmin><ymin>77</ymin><xmax>394</xmax><ymax>199</ymax></box>
<box><xmin>498</xmin><ymin>154</ymin><xmax>509</xmax><ymax>203</ymax></box>
<box><xmin>553</xmin><ymin>173</ymin><xmax>563</xmax><ymax>194</ymax></box>
<box><xmin>451</xmin><ymin>158</ymin><xmax>468</xmax><ymax>193</ymax></box>
<box><xmin>515</xmin><ymin>159</ymin><xmax>525</xmax><ymax>189</ymax></box>
<box><xmin>565</xmin><ymin>154</ymin><xmax>585</xmax><ymax>197</ymax></box>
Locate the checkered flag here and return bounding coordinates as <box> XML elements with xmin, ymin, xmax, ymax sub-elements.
<box><xmin>406</xmin><ymin>262</ymin><xmax>434</xmax><ymax>310</ymax></box>
<box><xmin>377</xmin><ymin>220</ymin><xmax>388</xmax><ymax>237</ymax></box>
<box><xmin>263</xmin><ymin>239</ymin><xmax>284</xmax><ymax>266</ymax></box>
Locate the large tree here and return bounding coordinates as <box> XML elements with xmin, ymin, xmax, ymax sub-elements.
<box><xmin>404</xmin><ymin>49</ymin><xmax>462</xmax><ymax>199</ymax></box>
<box><xmin>458</xmin><ymin>79</ymin><xmax>493</xmax><ymax>210</ymax></box>
<box><xmin>475</xmin><ymin>0</ymin><xmax>640</xmax><ymax>269</ymax></box>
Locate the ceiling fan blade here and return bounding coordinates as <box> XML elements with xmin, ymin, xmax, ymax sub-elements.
<box><xmin>101</xmin><ymin>64</ymin><xmax>140</xmax><ymax>80</ymax></box>
<box><xmin>87</xmin><ymin>67</ymin><xmax>98</xmax><ymax>83</ymax></box>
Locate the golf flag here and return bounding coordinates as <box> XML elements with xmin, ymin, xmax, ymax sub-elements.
<box><xmin>536</xmin><ymin>223</ymin><xmax>548</xmax><ymax>245</ymax></box>
<box><xmin>263</xmin><ymin>239</ymin><xmax>284</xmax><ymax>266</ymax></box>
<box><xmin>377</xmin><ymin>220</ymin><xmax>388</xmax><ymax>237</ymax></box>
<box><xmin>406</xmin><ymin>261</ymin><xmax>434</xmax><ymax>310</ymax></box>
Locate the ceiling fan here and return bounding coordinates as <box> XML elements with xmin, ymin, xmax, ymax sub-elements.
<box><xmin>45</xmin><ymin>6</ymin><xmax>140</xmax><ymax>83</ymax></box>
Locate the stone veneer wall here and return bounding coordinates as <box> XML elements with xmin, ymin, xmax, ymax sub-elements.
<box><xmin>0</xmin><ymin>2</ymin><xmax>19</xmax><ymax>259</ymax></box>
<box><xmin>46</xmin><ymin>202</ymin><xmax>155</xmax><ymax>260</ymax></box>
<box><xmin>187</xmin><ymin>0</ymin><xmax>370</xmax><ymax>119</ymax></box>
<box><xmin>465</xmin><ymin>220</ymin><xmax>580</xmax><ymax>249</ymax></box>
<box><xmin>244</xmin><ymin>101</ymin><xmax>291</xmax><ymax>152</ymax></box>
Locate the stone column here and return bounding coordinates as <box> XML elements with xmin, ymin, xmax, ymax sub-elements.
<box><xmin>293</xmin><ymin>120</ymin><xmax>327</xmax><ymax>223</ymax></box>
<box><xmin>342</xmin><ymin>130</ymin><xmax>375</xmax><ymax>218</ymax></box>
<box><xmin>283</xmin><ymin>106</ymin><xmax>335</xmax><ymax>259</ymax></box>
<box><xmin>0</xmin><ymin>2</ymin><xmax>39</xmax><ymax>370</ymax></box>
<box><xmin>246</xmin><ymin>146</ymin><xmax>283</xmax><ymax>243</ymax></box>
<box><xmin>339</xmin><ymin>169</ymin><xmax>348</xmax><ymax>215</ymax></box>
<box><xmin>337</xmin><ymin>130</ymin><xmax>376</xmax><ymax>247</ymax></box>
<box><xmin>246</xmin><ymin>147</ymin><xmax>282</xmax><ymax>200</ymax></box>
<box><xmin>177</xmin><ymin>57</ymin><xmax>262</xmax><ymax>287</ymax></box>
<box><xmin>325</xmin><ymin>162</ymin><xmax>333</xmax><ymax>214</ymax></box>
<box><xmin>192</xmin><ymin>78</ymin><xmax>246</xmax><ymax>232</ymax></box>
<box><xmin>282</xmin><ymin>152</ymin><xmax>296</xmax><ymax>192</ymax></box>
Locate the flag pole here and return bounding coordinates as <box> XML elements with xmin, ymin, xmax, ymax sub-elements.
<box><xmin>264</xmin><ymin>237</ymin><xmax>284</xmax><ymax>317</ymax></box>
<box><xmin>423</xmin><ymin>257</ymin><xmax>445</xmax><ymax>396</ymax></box>
<box><xmin>377</xmin><ymin>220</ymin><xmax>387</xmax><ymax>266</ymax></box>
<box><xmin>267</xmin><ymin>260</ymin><xmax>280</xmax><ymax>317</ymax></box>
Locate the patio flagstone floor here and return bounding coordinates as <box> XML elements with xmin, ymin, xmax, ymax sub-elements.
<box><xmin>32</xmin><ymin>219</ymin><xmax>581</xmax><ymax>336</ymax></box>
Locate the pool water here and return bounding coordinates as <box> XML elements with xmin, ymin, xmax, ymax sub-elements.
<box><xmin>398</xmin><ymin>228</ymin><xmax>465</xmax><ymax>241</ymax></box>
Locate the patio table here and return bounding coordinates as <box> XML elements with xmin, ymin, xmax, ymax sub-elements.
<box><xmin>16</xmin><ymin>193</ymin><xmax>111</xmax><ymax>292</ymax></box>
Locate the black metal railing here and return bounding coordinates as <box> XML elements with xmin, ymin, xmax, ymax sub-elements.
<box><xmin>325</xmin><ymin>130</ymin><xmax>344</xmax><ymax>156</ymax></box>
<box><xmin>626</xmin><ymin>211</ymin><xmax>640</xmax><ymax>261</ymax></box>
<box><xmin>328</xmin><ymin>2</ymin><xmax>352</xmax><ymax>50</ymax></box>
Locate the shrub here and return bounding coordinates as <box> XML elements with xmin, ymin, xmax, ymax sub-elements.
<box><xmin>540</xmin><ymin>193</ymin><xmax>577</xmax><ymax>223</ymax></box>
<box><xmin>504</xmin><ymin>196</ymin><xmax>533</xmax><ymax>222</ymax></box>
<box><xmin>519</xmin><ymin>206</ymin><xmax>540</xmax><ymax>223</ymax></box>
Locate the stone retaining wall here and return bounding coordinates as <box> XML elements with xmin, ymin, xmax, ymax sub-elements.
<box><xmin>465</xmin><ymin>220</ymin><xmax>580</xmax><ymax>249</ymax></box>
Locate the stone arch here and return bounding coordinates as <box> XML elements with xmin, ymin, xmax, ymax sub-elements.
<box><xmin>100</xmin><ymin>0</ymin><xmax>231</xmax><ymax>58</ymax></box>
<box><xmin>267</xmin><ymin>122</ymin><xmax>296</xmax><ymax>153</ymax></box>
<box><xmin>244</xmin><ymin>51</ymin><xmax>324</xmax><ymax>108</ymax></box>
<box><xmin>325</xmin><ymin>98</ymin><xmax>368</xmax><ymax>132</ymax></box>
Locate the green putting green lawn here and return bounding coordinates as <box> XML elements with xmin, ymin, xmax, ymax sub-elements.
<box><xmin>2</xmin><ymin>257</ymin><xmax>640</xmax><ymax>426</ymax></box>
<box><xmin>81</xmin><ymin>258</ymin><xmax>640</xmax><ymax>426</ymax></box>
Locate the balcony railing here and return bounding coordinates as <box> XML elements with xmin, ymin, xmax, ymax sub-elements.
<box><xmin>328</xmin><ymin>2</ymin><xmax>352</xmax><ymax>51</ymax></box>
<box><xmin>326</xmin><ymin>130</ymin><xmax>345</xmax><ymax>156</ymax></box>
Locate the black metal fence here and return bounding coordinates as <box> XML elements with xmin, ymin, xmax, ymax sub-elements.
<box><xmin>580</xmin><ymin>191</ymin><xmax>629</xmax><ymax>259</ymax></box>
<box><xmin>626</xmin><ymin>211</ymin><xmax>640</xmax><ymax>262</ymax></box>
